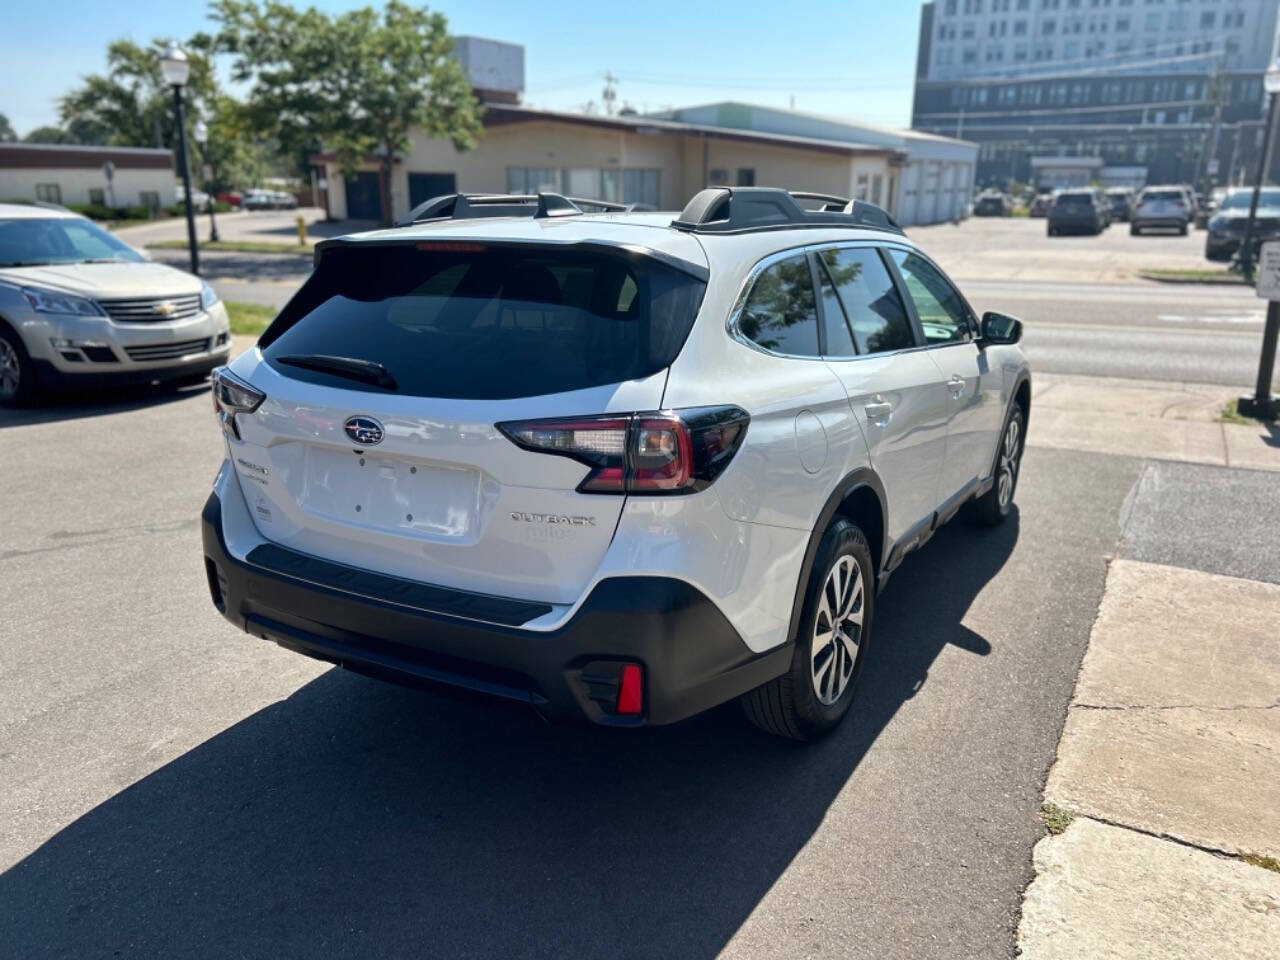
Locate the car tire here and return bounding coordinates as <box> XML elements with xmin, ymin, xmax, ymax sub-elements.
<box><xmin>1047</xmin><ymin>226</ymin><xmax>1056</xmax><ymax>237</ymax></box>
<box><xmin>1130</xmin><ymin>225</ymin><xmax>1140</xmax><ymax>236</ymax></box>
<box><xmin>742</xmin><ymin>518</ymin><xmax>874</xmax><ymax>741</ymax></box>
<box><xmin>0</xmin><ymin>323</ymin><xmax>38</xmax><ymax>407</ymax></box>
<box><xmin>1179</xmin><ymin>223</ymin><xmax>1188</xmax><ymax>236</ymax></box>
<box><xmin>974</xmin><ymin>402</ymin><xmax>1026</xmax><ymax>527</ymax></box>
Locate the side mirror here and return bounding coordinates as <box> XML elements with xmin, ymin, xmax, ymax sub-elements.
<box><xmin>979</xmin><ymin>311</ymin><xmax>1023</xmax><ymax>346</ymax></box>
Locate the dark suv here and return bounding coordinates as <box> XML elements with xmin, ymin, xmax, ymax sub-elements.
<box><xmin>1205</xmin><ymin>187</ymin><xmax>1280</xmax><ymax>262</ymax></box>
<box><xmin>1047</xmin><ymin>191</ymin><xmax>1106</xmax><ymax>236</ymax></box>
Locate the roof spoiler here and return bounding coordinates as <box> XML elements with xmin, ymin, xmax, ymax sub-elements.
<box><xmin>395</xmin><ymin>192</ymin><xmax>637</xmax><ymax>227</ymax></box>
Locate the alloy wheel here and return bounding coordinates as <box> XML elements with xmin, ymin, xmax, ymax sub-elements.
<box><xmin>811</xmin><ymin>555</ymin><xmax>864</xmax><ymax>705</ymax></box>
<box><xmin>998</xmin><ymin>416</ymin><xmax>1021</xmax><ymax>508</ymax></box>
<box><xmin>0</xmin><ymin>338</ymin><xmax>19</xmax><ymax>401</ymax></box>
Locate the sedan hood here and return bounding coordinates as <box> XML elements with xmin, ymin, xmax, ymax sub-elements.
<box><xmin>0</xmin><ymin>261</ymin><xmax>201</xmax><ymax>298</ymax></box>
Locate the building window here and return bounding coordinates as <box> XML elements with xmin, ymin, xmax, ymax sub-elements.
<box><xmin>88</xmin><ymin>188</ymin><xmax>105</xmax><ymax>206</ymax></box>
<box><xmin>601</xmin><ymin>168</ymin><xmax>661</xmax><ymax>207</ymax></box>
<box><xmin>507</xmin><ymin>167</ymin><xmax>559</xmax><ymax>194</ymax></box>
<box><xmin>1199</xmin><ymin>11</ymin><xmax>1214</xmax><ymax>30</ymax></box>
<box><xmin>138</xmin><ymin>191</ymin><xmax>160</xmax><ymax>212</ymax></box>
<box><xmin>35</xmin><ymin>183</ymin><xmax>61</xmax><ymax>204</ymax></box>
<box><xmin>871</xmin><ymin>174</ymin><xmax>883</xmax><ymax>206</ymax></box>
<box><xmin>708</xmin><ymin>168</ymin><xmax>728</xmax><ymax>186</ymax></box>
<box><xmin>856</xmin><ymin>173</ymin><xmax>870</xmax><ymax>201</ymax></box>
<box><xmin>736</xmin><ymin>168</ymin><xmax>755</xmax><ymax>187</ymax></box>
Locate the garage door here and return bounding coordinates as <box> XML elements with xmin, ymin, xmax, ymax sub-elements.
<box><xmin>345</xmin><ymin>172</ymin><xmax>382</xmax><ymax>220</ymax></box>
<box><xmin>922</xmin><ymin>162</ymin><xmax>941</xmax><ymax>224</ymax></box>
<box><xmin>408</xmin><ymin>172</ymin><xmax>458</xmax><ymax>210</ymax></box>
<box><xmin>899</xmin><ymin>162</ymin><xmax>921</xmax><ymax>227</ymax></box>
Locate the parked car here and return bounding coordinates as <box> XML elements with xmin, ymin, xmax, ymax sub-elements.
<box><xmin>1047</xmin><ymin>190</ymin><xmax>1107</xmax><ymax>235</ymax></box>
<box><xmin>243</xmin><ymin>189</ymin><xmax>298</xmax><ymax>210</ymax></box>
<box><xmin>974</xmin><ymin>191</ymin><xmax>1010</xmax><ymax>217</ymax></box>
<box><xmin>217</xmin><ymin>191</ymin><xmax>244</xmax><ymax>209</ymax></box>
<box><xmin>175</xmin><ymin>186</ymin><xmax>211</xmax><ymax>209</ymax></box>
<box><xmin>1105</xmin><ymin>188</ymin><xmax>1135</xmax><ymax>222</ymax></box>
<box><xmin>1205</xmin><ymin>187</ymin><xmax>1280</xmax><ymax>262</ymax></box>
<box><xmin>200</xmin><ymin>187</ymin><xmax>1031</xmax><ymax>740</ymax></box>
<box><xmin>0</xmin><ymin>203</ymin><xmax>230</xmax><ymax>405</ymax></box>
<box><xmin>1130</xmin><ymin>186</ymin><xmax>1192</xmax><ymax>235</ymax></box>
<box><xmin>1029</xmin><ymin>194</ymin><xmax>1052</xmax><ymax>217</ymax></box>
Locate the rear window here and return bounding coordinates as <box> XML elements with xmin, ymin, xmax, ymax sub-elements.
<box><xmin>1056</xmin><ymin>192</ymin><xmax>1092</xmax><ymax>203</ymax></box>
<box><xmin>261</xmin><ymin>244</ymin><xmax>706</xmax><ymax>399</ymax></box>
<box><xmin>1141</xmin><ymin>190</ymin><xmax>1184</xmax><ymax>202</ymax></box>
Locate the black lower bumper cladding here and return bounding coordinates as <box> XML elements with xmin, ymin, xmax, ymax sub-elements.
<box><xmin>201</xmin><ymin>494</ymin><xmax>791</xmax><ymax>726</ymax></box>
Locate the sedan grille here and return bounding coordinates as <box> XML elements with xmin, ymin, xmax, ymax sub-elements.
<box><xmin>124</xmin><ymin>338</ymin><xmax>210</xmax><ymax>362</ymax></box>
<box><xmin>100</xmin><ymin>294</ymin><xmax>202</xmax><ymax>324</ymax></box>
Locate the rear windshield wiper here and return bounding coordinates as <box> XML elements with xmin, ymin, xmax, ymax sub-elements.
<box><xmin>274</xmin><ymin>354</ymin><xmax>398</xmax><ymax>390</ymax></box>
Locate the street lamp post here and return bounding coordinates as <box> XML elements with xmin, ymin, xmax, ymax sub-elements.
<box><xmin>1237</xmin><ymin>60</ymin><xmax>1280</xmax><ymax>284</ymax></box>
<box><xmin>192</xmin><ymin>120</ymin><xmax>220</xmax><ymax>243</ymax></box>
<box><xmin>161</xmin><ymin>42</ymin><xmax>199</xmax><ymax>277</ymax></box>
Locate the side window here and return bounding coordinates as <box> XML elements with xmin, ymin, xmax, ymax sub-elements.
<box><xmin>888</xmin><ymin>250</ymin><xmax>974</xmax><ymax>345</ymax></box>
<box><xmin>814</xmin><ymin>254</ymin><xmax>856</xmax><ymax>357</ymax></box>
<box><xmin>818</xmin><ymin>248</ymin><xmax>916</xmax><ymax>355</ymax></box>
<box><xmin>737</xmin><ymin>254</ymin><xmax>820</xmax><ymax>356</ymax></box>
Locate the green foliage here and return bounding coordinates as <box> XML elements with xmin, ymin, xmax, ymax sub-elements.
<box><xmin>0</xmin><ymin>113</ymin><xmax>15</xmax><ymax>142</ymax></box>
<box><xmin>65</xmin><ymin>203</ymin><xmax>155</xmax><ymax>222</ymax></box>
<box><xmin>225</xmin><ymin>301</ymin><xmax>276</xmax><ymax>336</ymax></box>
<box><xmin>23</xmin><ymin>125</ymin><xmax>77</xmax><ymax>144</ymax></box>
<box><xmin>211</xmin><ymin>0</ymin><xmax>483</xmax><ymax>224</ymax></box>
<box><xmin>1040</xmin><ymin>803</ymin><xmax>1074</xmax><ymax>836</ymax></box>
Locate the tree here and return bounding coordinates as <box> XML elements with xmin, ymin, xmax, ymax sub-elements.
<box><xmin>24</xmin><ymin>126</ymin><xmax>77</xmax><ymax>144</ymax></box>
<box><xmin>60</xmin><ymin>38</ymin><xmax>220</xmax><ymax>150</ymax></box>
<box><xmin>213</xmin><ymin>0</ymin><xmax>483</xmax><ymax>226</ymax></box>
<box><xmin>0</xmin><ymin>114</ymin><xmax>15</xmax><ymax>142</ymax></box>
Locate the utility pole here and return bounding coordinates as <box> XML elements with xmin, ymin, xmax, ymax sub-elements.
<box><xmin>602</xmin><ymin>72</ymin><xmax>618</xmax><ymax>117</ymax></box>
<box><xmin>1196</xmin><ymin>54</ymin><xmax>1227</xmax><ymax>194</ymax></box>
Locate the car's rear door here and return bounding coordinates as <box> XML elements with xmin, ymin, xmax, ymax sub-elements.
<box><xmin>226</xmin><ymin>240</ymin><xmax>707</xmax><ymax>605</ymax></box>
<box><xmin>883</xmin><ymin>247</ymin><xmax>1005</xmax><ymax>509</ymax></box>
<box><xmin>812</xmin><ymin>245</ymin><xmax>949</xmax><ymax>545</ymax></box>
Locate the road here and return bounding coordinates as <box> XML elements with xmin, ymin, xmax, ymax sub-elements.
<box><xmin>0</xmin><ymin>377</ymin><xmax>1144</xmax><ymax>959</ymax></box>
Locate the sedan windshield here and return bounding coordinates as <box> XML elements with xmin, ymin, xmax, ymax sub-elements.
<box><xmin>1221</xmin><ymin>189</ymin><xmax>1280</xmax><ymax>211</ymax></box>
<box><xmin>0</xmin><ymin>217</ymin><xmax>144</xmax><ymax>267</ymax></box>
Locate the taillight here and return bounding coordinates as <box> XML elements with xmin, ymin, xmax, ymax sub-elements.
<box><xmin>497</xmin><ymin>405</ymin><xmax>749</xmax><ymax>495</ymax></box>
<box><xmin>211</xmin><ymin>366</ymin><xmax>265</xmax><ymax>441</ymax></box>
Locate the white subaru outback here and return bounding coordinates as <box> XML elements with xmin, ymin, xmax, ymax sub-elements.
<box><xmin>201</xmin><ymin>188</ymin><xmax>1029</xmax><ymax>740</ymax></box>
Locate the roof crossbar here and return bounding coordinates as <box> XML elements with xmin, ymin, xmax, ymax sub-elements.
<box><xmin>394</xmin><ymin>192</ymin><xmax>640</xmax><ymax>227</ymax></box>
<box><xmin>671</xmin><ymin>187</ymin><xmax>902</xmax><ymax>235</ymax></box>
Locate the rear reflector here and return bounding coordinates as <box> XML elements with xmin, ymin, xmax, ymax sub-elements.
<box><xmin>616</xmin><ymin>663</ymin><xmax>643</xmax><ymax>715</ymax></box>
<box><xmin>497</xmin><ymin>405</ymin><xmax>749</xmax><ymax>496</ymax></box>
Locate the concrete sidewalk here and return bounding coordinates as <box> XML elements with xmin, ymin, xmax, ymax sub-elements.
<box><xmin>1017</xmin><ymin>560</ymin><xmax>1280</xmax><ymax>957</ymax></box>
<box><xmin>1027</xmin><ymin>372</ymin><xmax>1280</xmax><ymax>472</ymax></box>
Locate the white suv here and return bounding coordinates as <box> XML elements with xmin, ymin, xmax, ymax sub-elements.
<box><xmin>0</xmin><ymin>203</ymin><xmax>231</xmax><ymax>405</ymax></box>
<box><xmin>201</xmin><ymin>188</ymin><xmax>1030</xmax><ymax>740</ymax></box>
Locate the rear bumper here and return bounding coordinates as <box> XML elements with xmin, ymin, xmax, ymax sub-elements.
<box><xmin>1132</xmin><ymin>217</ymin><xmax>1186</xmax><ymax>230</ymax></box>
<box><xmin>201</xmin><ymin>493</ymin><xmax>791</xmax><ymax>727</ymax></box>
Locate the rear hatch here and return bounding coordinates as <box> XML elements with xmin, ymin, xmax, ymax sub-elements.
<box><xmin>1051</xmin><ymin>193</ymin><xmax>1095</xmax><ymax>220</ymax></box>
<box><xmin>1137</xmin><ymin>190</ymin><xmax>1187</xmax><ymax>221</ymax></box>
<box><xmin>228</xmin><ymin>237</ymin><xmax>707</xmax><ymax>604</ymax></box>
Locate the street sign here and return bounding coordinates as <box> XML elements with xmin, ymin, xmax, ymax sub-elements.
<box><xmin>1257</xmin><ymin>242</ymin><xmax>1280</xmax><ymax>300</ymax></box>
<box><xmin>201</xmin><ymin>164</ymin><xmax>213</xmax><ymax>181</ymax></box>
<box><xmin>101</xmin><ymin>161</ymin><xmax>115</xmax><ymax>182</ymax></box>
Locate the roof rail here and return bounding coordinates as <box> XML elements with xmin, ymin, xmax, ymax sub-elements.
<box><xmin>671</xmin><ymin>187</ymin><xmax>902</xmax><ymax>236</ymax></box>
<box><xmin>395</xmin><ymin>191</ymin><xmax>640</xmax><ymax>227</ymax></box>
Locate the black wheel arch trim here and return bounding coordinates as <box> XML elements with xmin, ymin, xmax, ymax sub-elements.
<box><xmin>786</xmin><ymin>466</ymin><xmax>888</xmax><ymax>644</ymax></box>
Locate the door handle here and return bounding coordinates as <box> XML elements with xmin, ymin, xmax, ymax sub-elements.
<box><xmin>947</xmin><ymin>375</ymin><xmax>966</xmax><ymax>398</ymax></box>
<box><xmin>864</xmin><ymin>401</ymin><xmax>894</xmax><ymax>422</ymax></box>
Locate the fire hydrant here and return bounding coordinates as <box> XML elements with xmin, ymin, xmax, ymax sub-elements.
<box><xmin>296</xmin><ymin>215</ymin><xmax>307</xmax><ymax>246</ymax></box>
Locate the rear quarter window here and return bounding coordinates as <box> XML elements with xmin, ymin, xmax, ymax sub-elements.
<box><xmin>260</xmin><ymin>244</ymin><xmax>705</xmax><ymax>399</ymax></box>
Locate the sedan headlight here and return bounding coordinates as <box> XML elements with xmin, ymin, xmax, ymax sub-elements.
<box><xmin>21</xmin><ymin>286</ymin><xmax>104</xmax><ymax>317</ymax></box>
<box><xmin>200</xmin><ymin>279</ymin><xmax>220</xmax><ymax>311</ymax></box>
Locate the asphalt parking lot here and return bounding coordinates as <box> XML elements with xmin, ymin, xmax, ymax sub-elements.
<box><xmin>2</xmin><ymin>377</ymin><xmax>1147</xmax><ymax>959</ymax></box>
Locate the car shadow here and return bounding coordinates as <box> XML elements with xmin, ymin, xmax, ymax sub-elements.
<box><xmin>147</xmin><ymin>249</ymin><xmax>312</xmax><ymax>283</ymax></box>
<box><xmin>0</xmin><ymin>377</ymin><xmax>210</xmax><ymax>428</ymax></box>
<box><xmin>0</xmin><ymin>513</ymin><xmax>1018</xmax><ymax>958</ymax></box>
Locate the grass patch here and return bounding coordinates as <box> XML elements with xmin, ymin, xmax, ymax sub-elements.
<box><xmin>1242</xmin><ymin>852</ymin><xmax>1280</xmax><ymax>873</ymax></box>
<box><xmin>1040</xmin><ymin>802</ymin><xmax>1074</xmax><ymax>836</ymax></box>
<box><xmin>147</xmin><ymin>239</ymin><xmax>311</xmax><ymax>255</ymax></box>
<box><xmin>1218</xmin><ymin>399</ymin><xmax>1253</xmax><ymax>426</ymax></box>
<box><xmin>225</xmin><ymin>301</ymin><xmax>276</xmax><ymax>336</ymax></box>
<box><xmin>1137</xmin><ymin>268</ymin><xmax>1245</xmax><ymax>285</ymax></box>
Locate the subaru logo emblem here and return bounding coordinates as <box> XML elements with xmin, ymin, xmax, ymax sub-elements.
<box><xmin>344</xmin><ymin>416</ymin><xmax>384</xmax><ymax>446</ymax></box>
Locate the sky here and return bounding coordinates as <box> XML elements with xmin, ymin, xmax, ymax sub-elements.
<box><xmin>0</xmin><ymin>0</ymin><xmax>930</xmax><ymax>137</ymax></box>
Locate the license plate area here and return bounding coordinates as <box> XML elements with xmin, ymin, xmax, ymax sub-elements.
<box><xmin>299</xmin><ymin>446</ymin><xmax>482</xmax><ymax>539</ymax></box>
